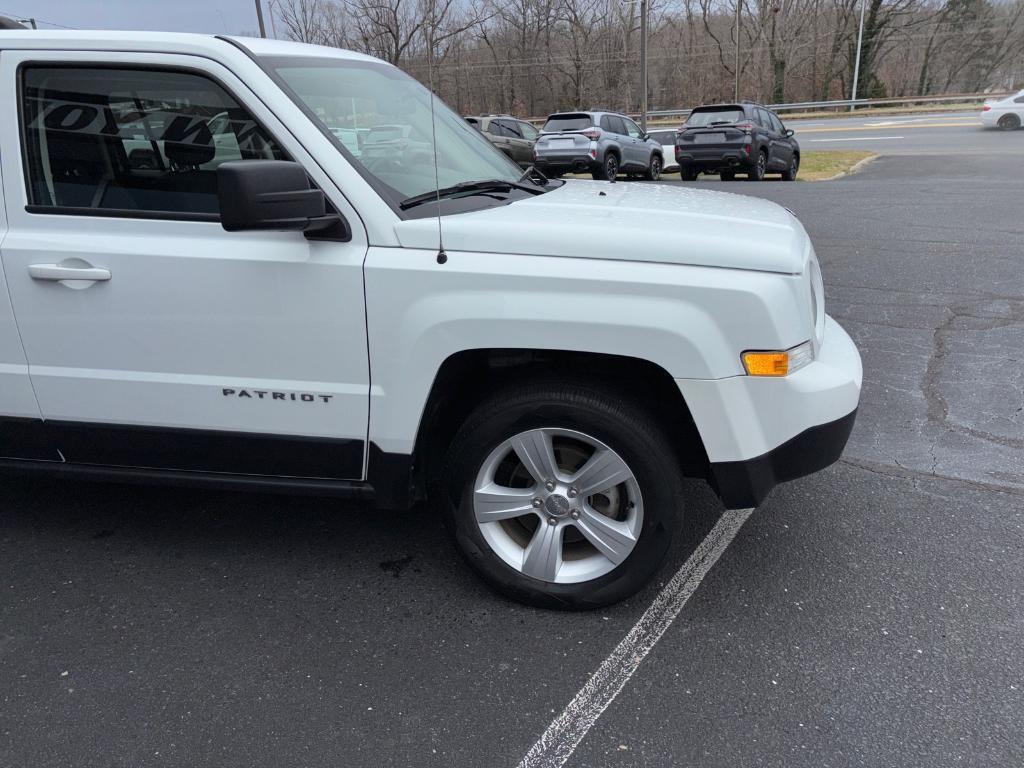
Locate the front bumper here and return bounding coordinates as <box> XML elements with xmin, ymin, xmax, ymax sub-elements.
<box><xmin>677</xmin><ymin>315</ymin><xmax>862</xmax><ymax>508</ymax></box>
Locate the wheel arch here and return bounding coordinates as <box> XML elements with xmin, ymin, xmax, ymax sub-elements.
<box><xmin>406</xmin><ymin>349</ymin><xmax>711</xmax><ymax>505</ymax></box>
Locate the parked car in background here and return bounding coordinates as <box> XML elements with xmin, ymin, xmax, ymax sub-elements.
<box><xmin>534</xmin><ymin>111</ymin><xmax>664</xmax><ymax>180</ymax></box>
<box><xmin>981</xmin><ymin>90</ymin><xmax>1024</xmax><ymax>130</ymax></box>
<box><xmin>676</xmin><ymin>102</ymin><xmax>799</xmax><ymax>182</ymax></box>
<box><xmin>464</xmin><ymin>114</ymin><xmax>539</xmax><ymax>167</ymax></box>
<box><xmin>646</xmin><ymin>128</ymin><xmax>680</xmax><ymax>173</ymax></box>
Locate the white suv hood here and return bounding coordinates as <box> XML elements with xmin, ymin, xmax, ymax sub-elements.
<box><xmin>393</xmin><ymin>179</ymin><xmax>810</xmax><ymax>274</ymax></box>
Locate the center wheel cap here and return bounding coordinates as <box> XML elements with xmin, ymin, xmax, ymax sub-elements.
<box><xmin>543</xmin><ymin>494</ymin><xmax>572</xmax><ymax>518</ymax></box>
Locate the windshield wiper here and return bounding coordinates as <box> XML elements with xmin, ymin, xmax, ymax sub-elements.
<box><xmin>519</xmin><ymin>165</ymin><xmax>549</xmax><ymax>186</ymax></box>
<box><xmin>400</xmin><ymin>179</ymin><xmax>546</xmax><ymax>210</ymax></box>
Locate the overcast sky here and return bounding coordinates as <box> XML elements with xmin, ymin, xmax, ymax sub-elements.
<box><xmin>0</xmin><ymin>0</ymin><xmax>267</xmax><ymax>35</ymax></box>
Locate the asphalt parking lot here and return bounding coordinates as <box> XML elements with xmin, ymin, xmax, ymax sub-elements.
<box><xmin>2</xmin><ymin>142</ymin><xmax>1023</xmax><ymax>767</ymax></box>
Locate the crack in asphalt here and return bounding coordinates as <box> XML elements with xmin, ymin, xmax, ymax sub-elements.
<box><xmin>840</xmin><ymin>456</ymin><xmax>1024</xmax><ymax>498</ymax></box>
<box><xmin>921</xmin><ymin>297</ymin><xmax>1024</xmax><ymax>452</ymax></box>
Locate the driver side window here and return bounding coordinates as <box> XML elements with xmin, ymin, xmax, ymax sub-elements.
<box><xmin>21</xmin><ymin>65</ymin><xmax>286</xmax><ymax>217</ymax></box>
<box><xmin>622</xmin><ymin>118</ymin><xmax>643</xmax><ymax>139</ymax></box>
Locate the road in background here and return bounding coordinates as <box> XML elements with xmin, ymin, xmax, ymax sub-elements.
<box><xmin>786</xmin><ymin>110</ymin><xmax>1022</xmax><ymax>154</ymax></box>
<box><xmin>1</xmin><ymin>129</ymin><xmax>1022</xmax><ymax>767</ymax></box>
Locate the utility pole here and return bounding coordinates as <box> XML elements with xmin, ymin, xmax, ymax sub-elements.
<box><xmin>850</xmin><ymin>0</ymin><xmax>866</xmax><ymax>110</ymax></box>
<box><xmin>254</xmin><ymin>0</ymin><xmax>267</xmax><ymax>38</ymax></box>
<box><xmin>733</xmin><ymin>0</ymin><xmax>742</xmax><ymax>101</ymax></box>
<box><xmin>639</xmin><ymin>0</ymin><xmax>649</xmax><ymax>132</ymax></box>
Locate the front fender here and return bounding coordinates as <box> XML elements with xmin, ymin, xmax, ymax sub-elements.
<box><xmin>364</xmin><ymin>247</ymin><xmax>809</xmax><ymax>454</ymax></box>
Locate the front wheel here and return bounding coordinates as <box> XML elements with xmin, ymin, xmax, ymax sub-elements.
<box><xmin>438</xmin><ymin>382</ymin><xmax>684</xmax><ymax>609</ymax></box>
<box><xmin>644</xmin><ymin>155</ymin><xmax>662</xmax><ymax>181</ymax></box>
<box><xmin>592</xmin><ymin>153</ymin><xmax>619</xmax><ymax>181</ymax></box>
<box><xmin>781</xmin><ymin>154</ymin><xmax>800</xmax><ymax>181</ymax></box>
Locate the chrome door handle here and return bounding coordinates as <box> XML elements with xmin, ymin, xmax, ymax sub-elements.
<box><xmin>29</xmin><ymin>263</ymin><xmax>111</xmax><ymax>282</ymax></box>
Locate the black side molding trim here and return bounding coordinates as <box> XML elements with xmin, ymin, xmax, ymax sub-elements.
<box><xmin>709</xmin><ymin>408</ymin><xmax>857</xmax><ymax>509</ymax></box>
<box><xmin>0</xmin><ymin>459</ymin><xmax>374</xmax><ymax>499</ymax></box>
<box><xmin>0</xmin><ymin>416</ymin><xmax>363</xmax><ymax>480</ymax></box>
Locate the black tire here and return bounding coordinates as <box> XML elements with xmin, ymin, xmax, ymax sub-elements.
<box><xmin>680</xmin><ymin>167</ymin><xmax>698</xmax><ymax>181</ymax></box>
<box><xmin>781</xmin><ymin>153</ymin><xmax>800</xmax><ymax>181</ymax></box>
<box><xmin>998</xmin><ymin>113</ymin><xmax>1021</xmax><ymax>131</ymax></box>
<box><xmin>644</xmin><ymin>154</ymin><xmax>663</xmax><ymax>181</ymax></box>
<box><xmin>720</xmin><ymin>169</ymin><xmax>735</xmax><ymax>181</ymax></box>
<box><xmin>592</xmin><ymin>153</ymin><xmax>619</xmax><ymax>181</ymax></box>
<box><xmin>438</xmin><ymin>381</ymin><xmax>684</xmax><ymax>609</ymax></box>
<box><xmin>747</xmin><ymin>150</ymin><xmax>767</xmax><ymax>181</ymax></box>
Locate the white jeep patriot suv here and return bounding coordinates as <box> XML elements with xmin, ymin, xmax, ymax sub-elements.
<box><xmin>0</xmin><ymin>30</ymin><xmax>862</xmax><ymax>608</ymax></box>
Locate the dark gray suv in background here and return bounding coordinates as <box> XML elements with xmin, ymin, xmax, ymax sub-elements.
<box><xmin>675</xmin><ymin>102</ymin><xmax>800</xmax><ymax>181</ymax></box>
<box><xmin>534</xmin><ymin>110</ymin><xmax>664</xmax><ymax>180</ymax></box>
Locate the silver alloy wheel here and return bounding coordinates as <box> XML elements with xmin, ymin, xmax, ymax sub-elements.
<box><xmin>472</xmin><ymin>428</ymin><xmax>644</xmax><ymax>584</ymax></box>
<box><xmin>650</xmin><ymin>156</ymin><xmax>661</xmax><ymax>180</ymax></box>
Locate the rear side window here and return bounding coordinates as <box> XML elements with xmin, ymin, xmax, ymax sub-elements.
<box><xmin>1015</xmin><ymin>96</ymin><xmax>1024</xmax><ymax>104</ymax></box>
<box><xmin>600</xmin><ymin>115</ymin><xmax>626</xmax><ymax>135</ymax></box>
<box><xmin>686</xmin><ymin>108</ymin><xmax>744</xmax><ymax>127</ymax></box>
<box><xmin>20</xmin><ymin>66</ymin><xmax>286</xmax><ymax>217</ymax></box>
<box><xmin>543</xmin><ymin>113</ymin><xmax>592</xmax><ymax>132</ymax></box>
<box><xmin>648</xmin><ymin>130</ymin><xmax>675</xmax><ymax>145</ymax></box>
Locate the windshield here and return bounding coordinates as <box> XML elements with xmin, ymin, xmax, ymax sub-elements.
<box><xmin>265</xmin><ymin>56</ymin><xmax>522</xmax><ymax>209</ymax></box>
<box><xmin>686</xmin><ymin>108</ymin><xmax>745</xmax><ymax>127</ymax></box>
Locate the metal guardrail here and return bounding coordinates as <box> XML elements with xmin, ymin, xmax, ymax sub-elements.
<box><xmin>642</xmin><ymin>92</ymin><xmax>1011</xmax><ymax>121</ymax></box>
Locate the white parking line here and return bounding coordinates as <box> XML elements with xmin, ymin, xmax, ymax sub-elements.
<box><xmin>515</xmin><ymin>507</ymin><xmax>754</xmax><ymax>768</ymax></box>
<box><xmin>808</xmin><ymin>136</ymin><xmax>904</xmax><ymax>142</ymax></box>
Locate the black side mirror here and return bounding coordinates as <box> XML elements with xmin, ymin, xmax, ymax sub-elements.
<box><xmin>217</xmin><ymin>160</ymin><xmax>349</xmax><ymax>241</ymax></box>
<box><xmin>785</xmin><ymin>129</ymin><xmax>795</xmax><ymax>138</ymax></box>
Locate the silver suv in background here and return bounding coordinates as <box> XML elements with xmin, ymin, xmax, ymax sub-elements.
<box><xmin>534</xmin><ymin>111</ymin><xmax>664</xmax><ymax>180</ymax></box>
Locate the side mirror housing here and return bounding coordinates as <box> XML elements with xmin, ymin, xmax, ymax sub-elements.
<box><xmin>217</xmin><ymin>160</ymin><xmax>349</xmax><ymax>240</ymax></box>
<box><xmin>785</xmin><ymin>129</ymin><xmax>795</xmax><ymax>138</ymax></box>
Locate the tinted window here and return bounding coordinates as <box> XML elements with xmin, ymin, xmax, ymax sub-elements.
<box><xmin>755</xmin><ymin>108</ymin><xmax>773</xmax><ymax>129</ymax></box>
<box><xmin>486</xmin><ymin>121</ymin><xmax>508</xmax><ymax>137</ymax></box>
<box><xmin>648</xmin><ymin>130</ymin><xmax>676</xmax><ymax>145</ymax></box>
<box><xmin>543</xmin><ymin>114</ymin><xmax>593</xmax><ymax>132</ymax></box>
<box><xmin>686</xmin><ymin>107</ymin><xmax>745</xmax><ymax>127</ymax></box>
<box><xmin>601</xmin><ymin>115</ymin><xmax>626</xmax><ymax>135</ymax></box>
<box><xmin>1015</xmin><ymin>96</ymin><xmax>1024</xmax><ymax>104</ymax></box>
<box><xmin>21</xmin><ymin>66</ymin><xmax>285</xmax><ymax>216</ymax></box>
<box><xmin>496</xmin><ymin>119</ymin><xmax>523</xmax><ymax>139</ymax></box>
<box><xmin>769</xmin><ymin>112</ymin><xmax>786</xmax><ymax>133</ymax></box>
<box><xmin>622</xmin><ymin>117</ymin><xmax>643</xmax><ymax>138</ymax></box>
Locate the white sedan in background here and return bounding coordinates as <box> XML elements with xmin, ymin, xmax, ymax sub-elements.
<box><xmin>981</xmin><ymin>90</ymin><xmax>1024</xmax><ymax>130</ymax></box>
<box><xmin>647</xmin><ymin>128</ymin><xmax>681</xmax><ymax>172</ymax></box>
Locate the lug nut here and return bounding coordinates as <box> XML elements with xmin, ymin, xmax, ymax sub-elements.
<box><xmin>545</xmin><ymin>480</ymin><xmax>556</xmax><ymax>491</ymax></box>
<box><xmin>571</xmin><ymin>510</ymin><xmax>580</xmax><ymax>520</ymax></box>
<box><xmin>547</xmin><ymin>517</ymin><xmax>557</xmax><ymax>525</ymax></box>
<box><xmin>532</xmin><ymin>498</ymin><xmax>542</xmax><ymax>508</ymax></box>
<box><xmin>568</xmin><ymin>487</ymin><xmax>578</xmax><ymax>498</ymax></box>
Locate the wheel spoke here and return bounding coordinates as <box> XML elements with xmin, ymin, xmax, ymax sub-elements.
<box><xmin>510</xmin><ymin>429</ymin><xmax>560</xmax><ymax>486</ymax></box>
<box><xmin>573</xmin><ymin>506</ymin><xmax>637</xmax><ymax>565</ymax></box>
<box><xmin>473</xmin><ymin>483</ymin><xmax>537</xmax><ymax>523</ymax></box>
<box><xmin>569</xmin><ymin>448</ymin><xmax>632</xmax><ymax>497</ymax></box>
<box><xmin>521</xmin><ymin>521</ymin><xmax>563</xmax><ymax>581</ymax></box>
